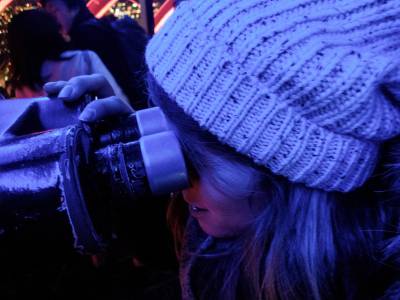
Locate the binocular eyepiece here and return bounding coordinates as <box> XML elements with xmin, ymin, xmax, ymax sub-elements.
<box><xmin>0</xmin><ymin>97</ymin><xmax>189</xmax><ymax>253</ymax></box>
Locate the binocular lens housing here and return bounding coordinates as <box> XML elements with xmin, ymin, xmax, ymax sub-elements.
<box><xmin>94</xmin><ymin>107</ymin><xmax>170</xmax><ymax>147</ymax></box>
<box><xmin>0</xmin><ymin>101</ymin><xmax>188</xmax><ymax>254</ymax></box>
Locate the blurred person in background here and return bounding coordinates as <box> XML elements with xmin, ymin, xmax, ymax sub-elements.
<box><xmin>7</xmin><ymin>9</ymin><xmax>127</xmax><ymax>102</ymax></box>
<box><xmin>40</xmin><ymin>0</ymin><xmax>149</xmax><ymax>110</ymax></box>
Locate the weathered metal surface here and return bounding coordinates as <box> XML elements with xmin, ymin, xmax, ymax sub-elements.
<box><xmin>0</xmin><ymin>97</ymin><xmax>188</xmax><ymax>254</ymax></box>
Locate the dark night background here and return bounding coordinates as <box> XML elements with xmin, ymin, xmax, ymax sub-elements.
<box><xmin>0</xmin><ymin>196</ymin><xmax>181</xmax><ymax>299</ymax></box>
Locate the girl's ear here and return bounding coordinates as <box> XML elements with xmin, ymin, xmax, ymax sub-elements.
<box><xmin>381</xmin><ymin>66</ymin><xmax>400</xmax><ymax>104</ymax></box>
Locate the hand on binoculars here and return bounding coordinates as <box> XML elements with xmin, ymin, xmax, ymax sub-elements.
<box><xmin>43</xmin><ymin>74</ymin><xmax>134</xmax><ymax>122</ymax></box>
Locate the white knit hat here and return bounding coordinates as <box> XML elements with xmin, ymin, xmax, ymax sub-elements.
<box><xmin>145</xmin><ymin>0</ymin><xmax>400</xmax><ymax>192</ymax></box>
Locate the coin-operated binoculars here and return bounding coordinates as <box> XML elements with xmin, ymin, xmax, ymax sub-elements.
<box><xmin>0</xmin><ymin>97</ymin><xmax>189</xmax><ymax>253</ymax></box>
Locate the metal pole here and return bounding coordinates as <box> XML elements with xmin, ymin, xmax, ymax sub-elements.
<box><xmin>139</xmin><ymin>0</ymin><xmax>155</xmax><ymax>35</ymax></box>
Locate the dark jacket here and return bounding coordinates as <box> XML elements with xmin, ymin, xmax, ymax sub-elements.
<box><xmin>68</xmin><ymin>10</ymin><xmax>148</xmax><ymax>110</ymax></box>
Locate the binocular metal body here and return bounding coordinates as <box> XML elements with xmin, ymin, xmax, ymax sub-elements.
<box><xmin>0</xmin><ymin>97</ymin><xmax>189</xmax><ymax>253</ymax></box>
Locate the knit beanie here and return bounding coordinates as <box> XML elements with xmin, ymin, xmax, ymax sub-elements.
<box><xmin>145</xmin><ymin>0</ymin><xmax>400</xmax><ymax>192</ymax></box>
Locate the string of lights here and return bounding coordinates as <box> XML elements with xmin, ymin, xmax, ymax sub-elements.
<box><xmin>110</xmin><ymin>1</ymin><xmax>141</xmax><ymax>19</ymax></box>
<box><xmin>108</xmin><ymin>1</ymin><xmax>162</xmax><ymax>20</ymax></box>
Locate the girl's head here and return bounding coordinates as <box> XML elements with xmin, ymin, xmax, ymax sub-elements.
<box><xmin>149</xmin><ymin>72</ymin><xmax>399</xmax><ymax>299</ymax></box>
<box><xmin>7</xmin><ymin>9</ymin><xmax>68</xmax><ymax>92</ymax></box>
<box><xmin>145</xmin><ymin>1</ymin><xmax>400</xmax><ymax>297</ymax></box>
<box><xmin>145</xmin><ymin>0</ymin><xmax>400</xmax><ymax>235</ymax></box>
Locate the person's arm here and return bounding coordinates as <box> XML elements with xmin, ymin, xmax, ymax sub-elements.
<box><xmin>83</xmin><ymin>50</ymin><xmax>130</xmax><ymax>106</ymax></box>
<box><xmin>70</xmin><ymin>22</ymin><xmax>129</xmax><ymax>90</ymax></box>
<box><xmin>71</xmin><ymin>22</ymin><xmax>148</xmax><ymax>110</ymax></box>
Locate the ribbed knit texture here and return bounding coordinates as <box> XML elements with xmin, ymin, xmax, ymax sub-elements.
<box><xmin>146</xmin><ymin>0</ymin><xmax>400</xmax><ymax>192</ymax></box>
